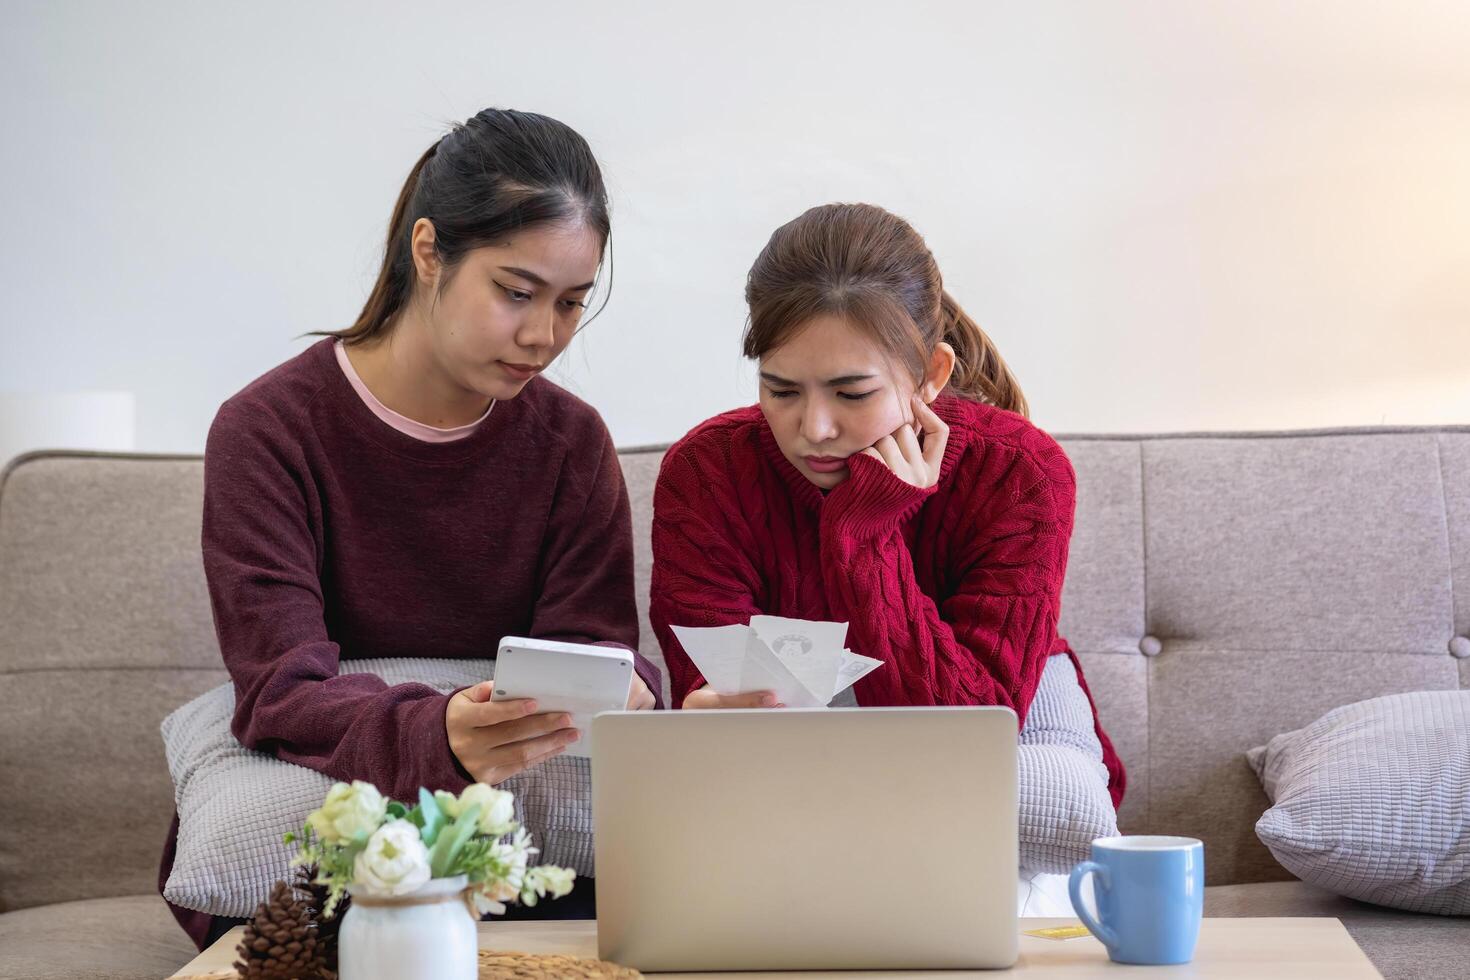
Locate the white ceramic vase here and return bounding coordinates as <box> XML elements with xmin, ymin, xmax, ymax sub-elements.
<box><xmin>338</xmin><ymin>874</ymin><xmax>478</xmax><ymax>980</ymax></box>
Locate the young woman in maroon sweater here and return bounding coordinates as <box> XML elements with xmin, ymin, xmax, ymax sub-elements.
<box><xmin>650</xmin><ymin>203</ymin><xmax>1124</xmax><ymax>805</ymax></box>
<box><xmin>162</xmin><ymin>108</ymin><xmax>659</xmax><ymax>948</ymax></box>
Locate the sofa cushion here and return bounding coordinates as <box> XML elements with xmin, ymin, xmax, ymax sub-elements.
<box><xmin>0</xmin><ymin>454</ymin><xmax>227</xmax><ymax>911</ymax></box>
<box><xmin>0</xmin><ymin>666</ymin><xmax>227</xmax><ymax>913</ymax></box>
<box><xmin>619</xmin><ymin>447</ymin><xmax>669</xmax><ymax>704</ymax></box>
<box><xmin>1137</xmin><ymin>432</ymin><xmax>1462</xmax><ymax>885</ymax></box>
<box><xmin>1051</xmin><ymin>440</ymin><xmax>1149</xmax><ymax>833</ymax></box>
<box><xmin>0</xmin><ymin>894</ymin><xmax>197</xmax><ymax>980</ymax></box>
<box><xmin>1248</xmin><ymin>690</ymin><xmax>1470</xmax><ymax>915</ymax></box>
<box><xmin>1205</xmin><ymin>880</ymin><xmax>1470</xmax><ymax>980</ymax></box>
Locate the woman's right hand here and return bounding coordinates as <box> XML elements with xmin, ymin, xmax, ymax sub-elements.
<box><xmin>681</xmin><ymin>685</ymin><xmax>782</xmax><ymax>709</ymax></box>
<box><xmin>445</xmin><ymin>681</ymin><xmax>580</xmax><ymax>785</ymax></box>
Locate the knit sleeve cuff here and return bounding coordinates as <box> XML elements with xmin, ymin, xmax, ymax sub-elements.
<box><xmin>822</xmin><ymin>453</ymin><xmax>936</xmax><ymax>541</ymax></box>
<box><xmin>417</xmin><ymin>691</ymin><xmax>474</xmax><ymax>794</ymax></box>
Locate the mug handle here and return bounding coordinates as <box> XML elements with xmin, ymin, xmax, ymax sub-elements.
<box><xmin>1068</xmin><ymin>860</ymin><xmax>1119</xmax><ymax>952</ymax></box>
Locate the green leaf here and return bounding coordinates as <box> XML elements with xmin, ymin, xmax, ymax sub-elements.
<box><xmin>386</xmin><ymin>801</ymin><xmax>408</xmax><ymax>820</ymax></box>
<box><xmin>417</xmin><ymin>788</ymin><xmax>445</xmax><ymax>845</ymax></box>
<box><xmin>429</xmin><ymin>802</ymin><xmax>481</xmax><ymax>878</ymax></box>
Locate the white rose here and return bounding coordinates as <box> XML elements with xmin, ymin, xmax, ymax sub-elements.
<box><xmin>436</xmin><ymin>783</ymin><xmax>518</xmax><ymax>837</ymax></box>
<box><xmin>433</xmin><ymin>789</ymin><xmax>460</xmax><ymax>817</ymax></box>
<box><xmin>353</xmin><ymin>819</ymin><xmax>432</xmax><ymax>896</ymax></box>
<box><xmin>463</xmin><ymin>783</ymin><xmax>518</xmax><ymax>835</ymax></box>
<box><xmin>307</xmin><ymin>781</ymin><xmax>387</xmax><ymax>845</ymax></box>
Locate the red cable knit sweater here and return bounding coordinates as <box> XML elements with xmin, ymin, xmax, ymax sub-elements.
<box><xmin>649</xmin><ymin>394</ymin><xmax>1125</xmax><ymax>806</ymax></box>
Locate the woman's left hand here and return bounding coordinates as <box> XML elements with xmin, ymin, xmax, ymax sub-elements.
<box><xmin>626</xmin><ymin>673</ymin><xmax>657</xmax><ymax>710</ymax></box>
<box><xmin>860</xmin><ymin>394</ymin><xmax>950</xmax><ymax>489</ymax></box>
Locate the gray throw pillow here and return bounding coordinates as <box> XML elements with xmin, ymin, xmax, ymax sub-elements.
<box><xmin>1248</xmin><ymin>690</ymin><xmax>1470</xmax><ymax>915</ymax></box>
<box><xmin>162</xmin><ymin>658</ymin><xmax>594</xmax><ymax>918</ymax></box>
<box><xmin>163</xmin><ymin>653</ymin><xmax>1116</xmax><ymax>916</ymax></box>
<box><xmin>1016</xmin><ymin>653</ymin><xmax>1120</xmax><ymax>874</ymax></box>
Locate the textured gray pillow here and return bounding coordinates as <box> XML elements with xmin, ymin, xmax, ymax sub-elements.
<box><xmin>1248</xmin><ymin>690</ymin><xmax>1470</xmax><ymax>915</ymax></box>
<box><xmin>1016</xmin><ymin>653</ymin><xmax>1119</xmax><ymax>873</ymax></box>
<box><xmin>162</xmin><ymin>658</ymin><xmax>594</xmax><ymax>917</ymax></box>
<box><xmin>163</xmin><ymin>654</ymin><xmax>1115</xmax><ymax>916</ymax></box>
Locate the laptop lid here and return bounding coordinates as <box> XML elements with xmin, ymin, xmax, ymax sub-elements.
<box><xmin>593</xmin><ymin>707</ymin><xmax>1018</xmax><ymax>972</ymax></box>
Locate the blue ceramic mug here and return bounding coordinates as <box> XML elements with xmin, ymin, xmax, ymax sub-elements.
<box><xmin>1068</xmin><ymin>835</ymin><xmax>1204</xmax><ymax>965</ymax></box>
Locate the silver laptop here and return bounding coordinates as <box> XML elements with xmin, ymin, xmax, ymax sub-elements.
<box><xmin>592</xmin><ymin>707</ymin><xmax>1018</xmax><ymax>972</ymax></box>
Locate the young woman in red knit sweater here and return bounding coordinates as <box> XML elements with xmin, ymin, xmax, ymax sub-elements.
<box><xmin>650</xmin><ymin>203</ymin><xmax>1124</xmax><ymax>911</ymax></box>
<box><xmin>162</xmin><ymin>109</ymin><xmax>658</xmax><ymax>948</ymax></box>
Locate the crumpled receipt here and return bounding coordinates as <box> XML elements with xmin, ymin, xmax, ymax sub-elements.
<box><xmin>671</xmin><ymin>616</ymin><xmax>884</xmax><ymax>707</ymax></box>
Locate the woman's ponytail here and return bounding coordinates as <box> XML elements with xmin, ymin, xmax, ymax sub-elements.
<box><xmin>332</xmin><ymin>142</ymin><xmax>439</xmax><ymax>346</ymax></box>
<box><xmin>322</xmin><ymin>108</ymin><xmax>612</xmax><ymax>347</ymax></box>
<box><xmin>939</xmin><ymin>289</ymin><xmax>1028</xmax><ymax>417</ymax></box>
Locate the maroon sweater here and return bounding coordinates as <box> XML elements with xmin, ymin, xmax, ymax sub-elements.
<box><xmin>650</xmin><ymin>395</ymin><xmax>1124</xmax><ymax>805</ymax></box>
<box><xmin>164</xmin><ymin>338</ymin><xmax>659</xmax><ymax>945</ymax></box>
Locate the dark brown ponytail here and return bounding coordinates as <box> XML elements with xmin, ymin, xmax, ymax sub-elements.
<box><xmin>321</xmin><ymin>108</ymin><xmax>611</xmax><ymax>346</ymax></box>
<box><xmin>335</xmin><ymin>143</ymin><xmax>440</xmax><ymax>345</ymax></box>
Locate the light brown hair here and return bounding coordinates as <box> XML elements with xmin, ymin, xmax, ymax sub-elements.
<box><xmin>742</xmin><ymin>203</ymin><xmax>1027</xmax><ymax>417</ymax></box>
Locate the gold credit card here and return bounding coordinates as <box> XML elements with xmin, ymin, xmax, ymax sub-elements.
<box><xmin>1023</xmin><ymin>923</ymin><xmax>1094</xmax><ymax>941</ymax></box>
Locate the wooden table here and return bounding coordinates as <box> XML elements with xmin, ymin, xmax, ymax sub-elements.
<box><xmin>171</xmin><ymin>917</ymin><xmax>1381</xmax><ymax>978</ymax></box>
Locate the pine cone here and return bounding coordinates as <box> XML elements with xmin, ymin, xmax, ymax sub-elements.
<box><xmin>233</xmin><ymin>879</ymin><xmax>327</xmax><ymax>980</ymax></box>
<box><xmin>294</xmin><ymin>864</ymin><xmax>348</xmax><ymax>976</ymax></box>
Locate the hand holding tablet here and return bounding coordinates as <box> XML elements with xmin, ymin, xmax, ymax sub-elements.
<box><xmin>490</xmin><ymin>636</ymin><xmax>638</xmax><ymax>757</ymax></box>
<box><xmin>444</xmin><ymin>684</ymin><xmax>580</xmax><ymax>785</ymax></box>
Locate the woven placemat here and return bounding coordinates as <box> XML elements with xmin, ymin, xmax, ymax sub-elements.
<box><xmin>176</xmin><ymin>951</ymin><xmax>642</xmax><ymax>980</ymax></box>
<box><xmin>479</xmin><ymin>949</ymin><xmax>642</xmax><ymax>978</ymax></box>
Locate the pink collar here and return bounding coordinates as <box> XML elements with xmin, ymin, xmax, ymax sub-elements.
<box><xmin>334</xmin><ymin>341</ymin><xmax>493</xmax><ymax>443</ymax></box>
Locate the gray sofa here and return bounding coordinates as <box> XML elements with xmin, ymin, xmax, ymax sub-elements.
<box><xmin>2</xmin><ymin>425</ymin><xmax>1468</xmax><ymax>979</ymax></box>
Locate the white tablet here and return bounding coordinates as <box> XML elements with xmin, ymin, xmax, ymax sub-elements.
<box><xmin>490</xmin><ymin>636</ymin><xmax>635</xmax><ymax>758</ymax></box>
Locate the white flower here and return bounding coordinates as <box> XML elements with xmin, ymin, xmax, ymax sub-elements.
<box><xmin>489</xmin><ymin>827</ymin><xmax>534</xmax><ymax>893</ymax></box>
<box><xmin>465</xmin><ymin>828</ymin><xmax>573</xmax><ymax>916</ymax></box>
<box><xmin>527</xmin><ymin>865</ymin><xmax>576</xmax><ymax>901</ymax></box>
<box><xmin>468</xmin><ymin>833</ymin><xmax>536</xmax><ymax>917</ymax></box>
<box><xmin>307</xmin><ymin>781</ymin><xmax>387</xmax><ymax>845</ymax></box>
<box><xmin>479</xmin><ymin>875</ymin><xmax>522</xmax><ymax>906</ymax></box>
<box><xmin>433</xmin><ymin>789</ymin><xmax>458</xmax><ymax>814</ymax></box>
<box><xmin>434</xmin><ymin>783</ymin><xmax>518</xmax><ymax>837</ymax></box>
<box><xmin>353</xmin><ymin>819</ymin><xmax>431</xmax><ymax>896</ymax></box>
<box><xmin>469</xmin><ymin>885</ymin><xmax>510</xmax><ymax>918</ymax></box>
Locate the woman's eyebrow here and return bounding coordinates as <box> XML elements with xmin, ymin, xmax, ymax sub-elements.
<box><xmin>759</xmin><ymin>371</ymin><xmax>876</xmax><ymax>387</ymax></box>
<box><xmin>498</xmin><ymin>265</ymin><xmax>596</xmax><ymax>291</ymax></box>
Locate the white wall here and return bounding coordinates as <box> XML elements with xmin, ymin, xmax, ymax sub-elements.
<box><xmin>2</xmin><ymin>0</ymin><xmax>1467</xmax><ymax>453</ymax></box>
